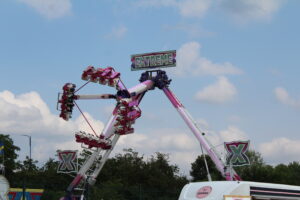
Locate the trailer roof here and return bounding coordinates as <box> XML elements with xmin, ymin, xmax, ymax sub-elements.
<box><xmin>179</xmin><ymin>181</ymin><xmax>300</xmax><ymax>200</ymax></box>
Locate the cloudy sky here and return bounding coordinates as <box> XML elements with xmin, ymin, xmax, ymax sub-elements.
<box><xmin>0</xmin><ymin>0</ymin><xmax>300</xmax><ymax>176</ymax></box>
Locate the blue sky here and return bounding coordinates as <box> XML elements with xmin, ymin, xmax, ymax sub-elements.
<box><xmin>0</xmin><ymin>0</ymin><xmax>300</xmax><ymax>176</ymax></box>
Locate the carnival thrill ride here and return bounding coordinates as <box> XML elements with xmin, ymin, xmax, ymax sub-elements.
<box><xmin>57</xmin><ymin>66</ymin><xmax>241</xmax><ymax>199</ymax></box>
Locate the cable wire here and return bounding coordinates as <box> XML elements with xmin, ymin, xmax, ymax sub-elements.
<box><xmin>74</xmin><ymin>101</ymin><xmax>98</xmax><ymax>137</ymax></box>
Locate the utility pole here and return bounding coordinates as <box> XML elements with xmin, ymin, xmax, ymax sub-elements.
<box><xmin>21</xmin><ymin>135</ymin><xmax>31</xmax><ymax>169</ymax></box>
<box><xmin>21</xmin><ymin>134</ymin><xmax>31</xmax><ymax>200</ymax></box>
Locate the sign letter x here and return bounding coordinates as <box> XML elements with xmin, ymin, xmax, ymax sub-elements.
<box><xmin>225</xmin><ymin>141</ymin><xmax>250</xmax><ymax>166</ymax></box>
<box><xmin>57</xmin><ymin>150</ymin><xmax>77</xmax><ymax>173</ymax></box>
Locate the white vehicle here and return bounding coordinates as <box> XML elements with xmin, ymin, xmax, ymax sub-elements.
<box><xmin>179</xmin><ymin>181</ymin><xmax>300</xmax><ymax>200</ymax></box>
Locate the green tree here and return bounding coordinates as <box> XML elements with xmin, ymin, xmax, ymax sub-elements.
<box><xmin>17</xmin><ymin>156</ymin><xmax>39</xmax><ymax>171</ymax></box>
<box><xmin>95</xmin><ymin>149</ymin><xmax>148</xmax><ymax>200</ymax></box>
<box><xmin>190</xmin><ymin>151</ymin><xmax>275</xmax><ymax>183</ymax></box>
<box><xmin>91</xmin><ymin>180</ymin><xmax>126</xmax><ymax>200</ymax></box>
<box><xmin>0</xmin><ymin>134</ymin><xmax>20</xmax><ymax>182</ymax></box>
<box><xmin>288</xmin><ymin>161</ymin><xmax>300</xmax><ymax>185</ymax></box>
<box><xmin>12</xmin><ymin>156</ymin><xmax>41</xmax><ymax>189</ymax></box>
<box><xmin>272</xmin><ymin>163</ymin><xmax>289</xmax><ymax>184</ymax></box>
<box><xmin>286</xmin><ymin>162</ymin><xmax>300</xmax><ymax>185</ymax></box>
<box><xmin>143</xmin><ymin>152</ymin><xmax>187</xmax><ymax>200</ymax></box>
<box><xmin>190</xmin><ymin>155</ymin><xmax>224</xmax><ymax>181</ymax></box>
<box><xmin>235</xmin><ymin>150</ymin><xmax>275</xmax><ymax>183</ymax></box>
<box><xmin>40</xmin><ymin>158</ymin><xmax>72</xmax><ymax>199</ymax></box>
<box><xmin>93</xmin><ymin>149</ymin><xmax>188</xmax><ymax>200</ymax></box>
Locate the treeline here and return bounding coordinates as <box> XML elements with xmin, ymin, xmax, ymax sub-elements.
<box><xmin>3</xmin><ymin>134</ymin><xmax>300</xmax><ymax>200</ymax></box>
<box><xmin>191</xmin><ymin>151</ymin><xmax>300</xmax><ymax>186</ymax></box>
<box><xmin>3</xmin><ymin>134</ymin><xmax>188</xmax><ymax>199</ymax></box>
<box><xmin>12</xmin><ymin>150</ymin><xmax>188</xmax><ymax>199</ymax></box>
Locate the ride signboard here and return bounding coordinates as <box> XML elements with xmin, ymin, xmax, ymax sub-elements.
<box><xmin>131</xmin><ymin>50</ymin><xmax>176</xmax><ymax>71</ymax></box>
<box><xmin>57</xmin><ymin>150</ymin><xmax>78</xmax><ymax>173</ymax></box>
<box><xmin>225</xmin><ymin>140</ymin><xmax>250</xmax><ymax>166</ymax></box>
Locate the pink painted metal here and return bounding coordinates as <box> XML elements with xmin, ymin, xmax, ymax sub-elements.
<box><xmin>67</xmin><ymin>174</ymin><xmax>84</xmax><ymax>192</ymax></box>
<box><xmin>162</xmin><ymin>87</ymin><xmax>241</xmax><ymax>181</ymax></box>
<box><xmin>64</xmin><ymin>78</ymin><xmax>154</xmax><ymax>194</ymax></box>
<box><xmin>128</xmin><ymin>80</ymin><xmax>154</xmax><ymax>95</ymax></box>
<box><xmin>60</xmin><ymin>67</ymin><xmax>242</xmax><ymax>199</ymax></box>
<box><xmin>163</xmin><ymin>87</ymin><xmax>182</xmax><ymax>108</ymax></box>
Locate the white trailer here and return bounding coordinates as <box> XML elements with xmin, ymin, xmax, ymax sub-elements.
<box><xmin>179</xmin><ymin>181</ymin><xmax>300</xmax><ymax>200</ymax></box>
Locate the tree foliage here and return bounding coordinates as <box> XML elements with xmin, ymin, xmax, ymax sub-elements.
<box><xmin>234</xmin><ymin>150</ymin><xmax>275</xmax><ymax>182</ymax></box>
<box><xmin>4</xmin><ymin>133</ymin><xmax>300</xmax><ymax>200</ymax></box>
<box><xmin>190</xmin><ymin>155</ymin><xmax>223</xmax><ymax>181</ymax></box>
<box><xmin>93</xmin><ymin>149</ymin><xmax>188</xmax><ymax>200</ymax></box>
<box><xmin>190</xmin><ymin>150</ymin><xmax>300</xmax><ymax>187</ymax></box>
<box><xmin>0</xmin><ymin>134</ymin><xmax>20</xmax><ymax>181</ymax></box>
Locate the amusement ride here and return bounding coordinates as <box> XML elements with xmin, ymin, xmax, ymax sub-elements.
<box><xmin>57</xmin><ymin>51</ymin><xmax>300</xmax><ymax>200</ymax></box>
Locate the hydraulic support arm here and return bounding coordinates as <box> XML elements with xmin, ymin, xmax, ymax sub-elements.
<box><xmin>162</xmin><ymin>87</ymin><xmax>241</xmax><ymax>181</ymax></box>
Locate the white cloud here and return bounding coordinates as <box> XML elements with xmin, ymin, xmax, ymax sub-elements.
<box><xmin>219</xmin><ymin>0</ymin><xmax>283</xmax><ymax>23</ymax></box>
<box><xmin>202</xmin><ymin>125</ymin><xmax>248</xmax><ymax>149</ymax></box>
<box><xmin>1</xmin><ymin>90</ymin><xmax>201</xmax><ymax>174</ymax></box>
<box><xmin>136</xmin><ymin>0</ymin><xmax>210</xmax><ymax>18</ymax></box>
<box><xmin>0</xmin><ymin>90</ymin><xmax>104</xmax><ymax>137</ymax></box>
<box><xmin>274</xmin><ymin>87</ymin><xmax>300</xmax><ymax>108</ymax></box>
<box><xmin>190</xmin><ymin>125</ymin><xmax>249</xmax><ymax>163</ymax></box>
<box><xmin>219</xmin><ymin>125</ymin><xmax>248</xmax><ymax>142</ymax></box>
<box><xmin>195</xmin><ymin>76</ymin><xmax>237</xmax><ymax>104</ymax></box>
<box><xmin>117</xmin><ymin>129</ymin><xmax>199</xmax><ymax>152</ymax></box>
<box><xmin>106</xmin><ymin>25</ymin><xmax>128</xmax><ymax>39</ymax></box>
<box><xmin>116</xmin><ymin>124</ymin><xmax>249</xmax><ymax>175</ymax></box>
<box><xmin>19</xmin><ymin>0</ymin><xmax>72</xmax><ymax>19</ymax></box>
<box><xmin>0</xmin><ymin>90</ymin><xmax>104</xmax><ymax>161</ymax></box>
<box><xmin>114</xmin><ymin>128</ymin><xmax>201</xmax><ymax>175</ymax></box>
<box><xmin>34</xmin><ymin>139</ymin><xmax>82</xmax><ymax>161</ymax></box>
<box><xmin>1</xmin><ymin>90</ymin><xmax>251</xmax><ymax>176</ymax></box>
<box><xmin>259</xmin><ymin>137</ymin><xmax>300</xmax><ymax>164</ymax></box>
<box><xmin>174</xmin><ymin>42</ymin><xmax>242</xmax><ymax>77</ymax></box>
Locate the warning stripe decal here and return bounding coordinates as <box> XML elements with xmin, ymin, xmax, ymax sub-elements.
<box><xmin>250</xmin><ymin>186</ymin><xmax>300</xmax><ymax>198</ymax></box>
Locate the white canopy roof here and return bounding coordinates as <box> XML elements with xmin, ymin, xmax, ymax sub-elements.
<box><xmin>179</xmin><ymin>181</ymin><xmax>300</xmax><ymax>200</ymax></box>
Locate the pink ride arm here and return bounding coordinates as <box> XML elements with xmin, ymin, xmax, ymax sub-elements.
<box><xmin>66</xmin><ymin>80</ymin><xmax>155</xmax><ymax>194</ymax></box>
<box><xmin>89</xmin><ymin>93</ymin><xmax>146</xmax><ymax>182</ymax></box>
<box><xmin>163</xmin><ymin>87</ymin><xmax>241</xmax><ymax>181</ymax></box>
<box><xmin>128</xmin><ymin>80</ymin><xmax>153</xmax><ymax>95</ymax></box>
<box><xmin>75</xmin><ymin>94</ymin><xmax>115</xmax><ymax>100</ymax></box>
<box><xmin>62</xmin><ymin>67</ymin><xmax>241</xmax><ymax>200</ymax></box>
<box><xmin>67</xmin><ymin>84</ymin><xmax>127</xmax><ymax>193</ymax></box>
<box><xmin>67</xmin><ymin>114</ymin><xmax>117</xmax><ymax>192</ymax></box>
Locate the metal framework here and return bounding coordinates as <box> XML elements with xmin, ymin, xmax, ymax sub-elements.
<box><xmin>57</xmin><ymin>66</ymin><xmax>241</xmax><ymax>200</ymax></box>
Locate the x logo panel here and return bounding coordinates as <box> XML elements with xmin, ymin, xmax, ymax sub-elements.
<box><xmin>225</xmin><ymin>141</ymin><xmax>250</xmax><ymax>166</ymax></box>
<box><xmin>57</xmin><ymin>150</ymin><xmax>78</xmax><ymax>173</ymax></box>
